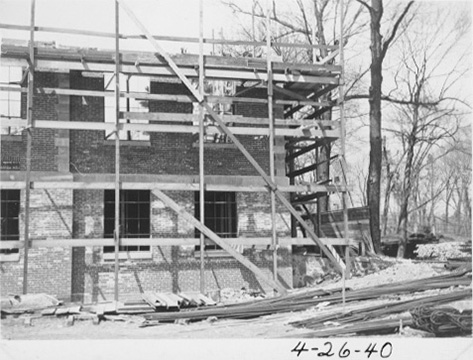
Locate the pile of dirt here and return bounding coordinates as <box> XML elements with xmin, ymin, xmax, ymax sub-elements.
<box><xmin>218</xmin><ymin>287</ymin><xmax>266</xmax><ymax>304</ymax></box>
<box><xmin>416</xmin><ymin>241</ymin><xmax>471</xmax><ymax>261</ymax></box>
<box><xmin>324</xmin><ymin>257</ymin><xmax>448</xmax><ymax>290</ymax></box>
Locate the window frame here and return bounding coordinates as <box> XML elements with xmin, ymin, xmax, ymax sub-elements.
<box><xmin>1</xmin><ymin>189</ymin><xmax>21</xmax><ymax>262</ymax></box>
<box><xmin>103</xmin><ymin>74</ymin><xmax>150</xmax><ymax>142</ymax></box>
<box><xmin>103</xmin><ymin>189</ymin><xmax>152</xmax><ymax>260</ymax></box>
<box><xmin>194</xmin><ymin>191</ymin><xmax>237</xmax><ymax>253</ymax></box>
<box><xmin>0</xmin><ymin>65</ymin><xmax>25</xmax><ymax>136</ymax></box>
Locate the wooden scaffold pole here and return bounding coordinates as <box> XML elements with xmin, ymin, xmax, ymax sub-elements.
<box><xmin>114</xmin><ymin>0</ymin><xmax>121</xmax><ymax>302</ymax></box>
<box><xmin>266</xmin><ymin>0</ymin><xmax>278</xmax><ymax>283</ymax></box>
<box><xmin>23</xmin><ymin>0</ymin><xmax>36</xmax><ymax>295</ymax></box>
<box><xmin>338</xmin><ymin>0</ymin><xmax>350</xmax><ymax>306</ymax></box>
<box><xmin>198</xmin><ymin>0</ymin><xmax>206</xmax><ymax>294</ymax></box>
<box><xmin>117</xmin><ymin>0</ymin><xmax>345</xmax><ymax>285</ymax></box>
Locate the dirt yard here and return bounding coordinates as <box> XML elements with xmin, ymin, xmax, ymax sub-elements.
<box><xmin>1</xmin><ymin>253</ymin><xmax>470</xmax><ymax>340</ymax></box>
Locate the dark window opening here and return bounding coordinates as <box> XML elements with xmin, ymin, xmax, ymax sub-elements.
<box><xmin>104</xmin><ymin>190</ymin><xmax>150</xmax><ymax>253</ymax></box>
<box><xmin>195</xmin><ymin>191</ymin><xmax>237</xmax><ymax>251</ymax></box>
<box><xmin>1</xmin><ymin>190</ymin><xmax>20</xmax><ymax>254</ymax></box>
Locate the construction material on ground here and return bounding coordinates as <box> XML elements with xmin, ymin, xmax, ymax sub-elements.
<box><xmin>142</xmin><ymin>267</ymin><xmax>471</xmax><ymax>324</ymax></box>
<box><xmin>410</xmin><ymin>306</ymin><xmax>472</xmax><ymax>337</ymax></box>
<box><xmin>0</xmin><ymin>293</ymin><xmax>62</xmax><ymax>314</ymax></box>
<box><xmin>286</xmin><ymin>315</ymin><xmax>415</xmax><ymax>338</ymax></box>
<box><xmin>288</xmin><ymin>289</ymin><xmax>471</xmax><ymax>336</ymax></box>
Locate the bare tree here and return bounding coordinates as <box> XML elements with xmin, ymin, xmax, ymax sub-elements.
<box><xmin>381</xmin><ymin>7</ymin><xmax>471</xmax><ymax>256</ymax></box>
<box><xmin>353</xmin><ymin>0</ymin><xmax>414</xmax><ymax>253</ymax></box>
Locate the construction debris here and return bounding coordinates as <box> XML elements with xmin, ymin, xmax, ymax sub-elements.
<box><xmin>140</xmin><ymin>265</ymin><xmax>470</xmax><ymax>325</ymax></box>
<box><xmin>1</xmin><ymin>293</ymin><xmax>62</xmax><ymax>314</ymax></box>
<box><xmin>1</xmin><ymin>264</ymin><xmax>470</xmax><ymax>336</ymax></box>
<box><xmin>288</xmin><ymin>289</ymin><xmax>471</xmax><ymax>337</ymax></box>
<box><xmin>410</xmin><ymin>306</ymin><xmax>472</xmax><ymax>337</ymax></box>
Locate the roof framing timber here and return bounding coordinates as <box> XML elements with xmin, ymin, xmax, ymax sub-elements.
<box><xmin>1</xmin><ymin>57</ymin><xmax>338</xmax><ymax>85</ymax></box>
<box><xmin>0</xmin><ymin>23</ymin><xmax>339</xmax><ymax>51</ymax></box>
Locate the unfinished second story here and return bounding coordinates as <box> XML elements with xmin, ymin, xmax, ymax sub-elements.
<box><xmin>1</xmin><ymin>39</ymin><xmax>342</xmax><ymax>186</ymax></box>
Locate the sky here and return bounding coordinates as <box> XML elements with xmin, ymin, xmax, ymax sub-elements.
<box><xmin>0</xmin><ymin>0</ymin><xmax>257</xmax><ymax>53</ymax></box>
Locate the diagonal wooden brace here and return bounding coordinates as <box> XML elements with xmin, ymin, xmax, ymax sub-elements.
<box><xmin>152</xmin><ymin>189</ymin><xmax>287</xmax><ymax>294</ymax></box>
<box><xmin>118</xmin><ymin>0</ymin><xmax>345</xmax><ymax>273</ymax></box>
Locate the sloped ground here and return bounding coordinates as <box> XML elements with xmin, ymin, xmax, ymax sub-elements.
<box><xmin>1</xmin><ymin>243</ymin><xmax>471</xmax><ymax>340</ymax></box>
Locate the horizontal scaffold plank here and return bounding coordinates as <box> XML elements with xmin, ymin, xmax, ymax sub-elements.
<box><xmin>0</xmin><ymin>180</ymin><xmax>346</xmax><ymax>193</ymax></box>
<box><xmin>1</xmin><ymin>57</ymin><xmax>339</xmax><ymax>85</ymax></box>
<box><xmin>121</xmin><ymin>112</ymin><xmax>338</xmax><ymax>127</ymax></box>
<box><xmin>0</xmin><ymin>118</ymin><xmax>340</xmax><ymax>138</ymax></box>
<box><xmin>0</xmin><ymin>85</ymin><xmax>333</xmax><ymax>107</ymax></box>
<box><xmin>0</xmin><ymin>237</ymin><xmax>358</xmax><ymax>249</ymax></box>
<box><xmin>0</xmin><ymin>24</ymin><xmax>340</xmax><ymax>51</ymax></box>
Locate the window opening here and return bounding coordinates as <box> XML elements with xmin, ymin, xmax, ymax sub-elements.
<box><xmin>0</xmin><ymin>66</ymin><xmax>24</xmax><ymax>135</ymax></box>
<box><xmin>104</xmin><ymin>74</ymin><xmax>150</xmax><ymax>141</ymax></box>
<box><xmin>103</xmin><ymin>190</ymin><xmax>150</xmax><ymax>253</ymax></box>
<box><xmin>194</xmin><ymin>191</ymin><xmax>237</xmax><ymax>251</ymax></box>
<box><xmin>1</xmin><ymin>190</ymin><xmax>20</xmax><ymax>254</ymax></box>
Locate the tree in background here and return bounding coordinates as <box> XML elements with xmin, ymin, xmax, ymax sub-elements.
<box><xmin>223</xmin><ymin>1</ymin><xmax>471</xmax><ymax>256</ymax></box>
<box><xmin>352</xmin><ymin>0</ymin><xmax>414</xmax><ymax>253</ymax></box>
<box><xmin>381</xmin><ymin>6</ymin><xmax>471</xmax><ymax>256</ymax></box>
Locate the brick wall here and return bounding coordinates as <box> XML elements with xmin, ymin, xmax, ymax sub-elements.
<box><xmin>0</xmin><ymin>189</ymin><xmax>73</xmax><ymax>299</ymax></box>
<box><xmin>1</xmin><ymin>71</ymin><xmax>63</xmax><ymax>172</ymax></box>
<box><xmin>2</xmin><ymin>70</ymin><xmax>294</xmax><ymax>301</ymax></box>
<box><xmin>71</xmin><ymin>189</ymin><xmax>292</xmax><ymax>302</ymax></box>
<box><xmin>69</xmin><ymin>74</ymin><xmax>282</xmax><ymax>176</ymax></box>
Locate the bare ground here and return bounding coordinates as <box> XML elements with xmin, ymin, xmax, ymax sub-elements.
<box><xmin>1</xmin><ymin>254</ymin><xmax>470</xmax><ymax>340</ymax></box>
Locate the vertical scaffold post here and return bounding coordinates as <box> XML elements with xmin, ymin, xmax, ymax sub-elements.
<box><xmin>266</xmin><ymin>0</ymin><xmax>278</xmax><ymax>283</ymax></box>
<box><xmin>23</xmin><ymin>0</ymin><xmax>36</xmax><ymax>295</ymax></box>
<box><xmin>198</xmin><ymin>0</ymin><xmax>206</xmax><ymax>295</ymax></box>
<box><xmin>114</xmin><ymin>0</ymin><xmax>121</xmax><ymax>302</ymax></box>
<box><xmin>339</xmin><ymin>0</ymin><xmax>350</xmax><ymax>306</ymax></box>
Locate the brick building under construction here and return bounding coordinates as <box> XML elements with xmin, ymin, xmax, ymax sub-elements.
<box><xmin>0</xmin><ymin>1</ymin><xmax>355</xmax><ymax>302</ymax></box>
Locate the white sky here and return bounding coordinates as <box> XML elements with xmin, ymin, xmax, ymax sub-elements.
<box><xmin>0</xmin><ymin>0</ymin><xmax>258</xmax><ymax>53</ymax></box>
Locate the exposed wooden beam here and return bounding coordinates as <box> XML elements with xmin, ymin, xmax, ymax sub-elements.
<box><xmin>284</xmin><ymin>84</ymin><xmax>337</xmax><ymax>118</ymax></box>
<box><xmin>198</xmin><ymin>0</ymin><xmax>206</xmax><ymax>294</ymax></box>
<box><xmin>0</xmin><ymin>180</ymin><xmax>346</xmax><ymax>193</ymax></box>
<box><xmin>0</xmin><ymin>118</ymin><xmax>340</xmax><ymax>138</ymax></box>
<box><xmin>287</xmin><ymin>163</ymin><xmax>318</xmax><ymax>178</ymax></box>
<box><xmin>1</xmin><ymin>85</ymin><xmax>333</xmax><ymax>107</ymax></box>
<box><xmin>0</xmin><ymin>237</ymin><xmax>359</xmax><ymax>249</ymax></box>
<box><xmin>121</xmin><ymin>112</ymin><xmax>339</xmax><ymax>127</ymax></box>
<box><xmin>285</xmin><ymin>142</ymin><xmax>318</xmax><ymax>162</ymax></box>
<box><xmin>0</xmin><ymin>23</ymin><xmax>339</xmax><ymax>51</ymax></box>
<box><xmin>113</xmin><ymin>0</ymin><xmax>121</xmax><ymax>302</ymax></box>
<box><xmin>23</xmin><ymin>0</ymin><xmax>35</xmax><ymax>295</ymax></box>
<box><xmin>292</xmin><ymin>193</ymin><xmax>322</xmax><ymax>204</ymax></box>
<box><xmin>1</xmin><ymin>57</ymin><xmax>338</xmax><ymax>85</ymax></box>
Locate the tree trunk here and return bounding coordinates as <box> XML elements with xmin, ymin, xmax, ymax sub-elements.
<box><xmin>382</xmin><ymin>140</ymin><xmax>393</xmax><ymax>235</ymax></box>
<box><xmin>314</xmin><ymin>0</ymin><xmax>331</xmax><ymax>227</ymax></box>
<box><xmin>367</xmin><ymin>0</ymin><xmax>384</xmax><ymax>254</ymax></box>
<box><xmin>397</xmin><ymin>131</ymin><xmax>416</xmax><ymax>257</ymax></box>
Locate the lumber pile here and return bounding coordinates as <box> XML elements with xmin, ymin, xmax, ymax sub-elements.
<box><xmin>288</xmin><ymin>289</ymin><xmax>471</xmax><ymax>337</ymax></box>
<box><xmin>142</xmin><ymin>266</ymin><xmax>471</xmax><ymax>325</ymax></box>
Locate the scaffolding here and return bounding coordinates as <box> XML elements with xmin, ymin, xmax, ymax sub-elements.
<box><xmin>0</xmin><ymin>0</ymin><xmax>351</xmax><ymax>299</ymax></box>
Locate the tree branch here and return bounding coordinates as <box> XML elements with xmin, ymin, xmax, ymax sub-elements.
<box><xmin>355</xmin><ymin>0</ymin><xmax>372</xmax><ymax>12</ymax></box>
<box><xmin>345</xmin><ymin>93</ymin><xmax>440</xmax><ymax>107</ymax></box>
<box><xmin>380</xmin><ymin>1</ymin><xmax>415</xmax><ymax>61</ymax></box>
